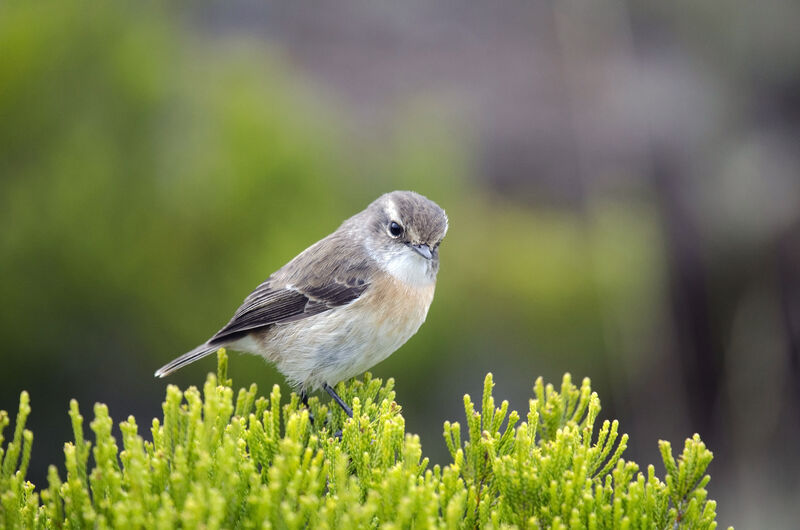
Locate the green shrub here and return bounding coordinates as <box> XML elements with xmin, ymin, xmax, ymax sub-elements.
<box><xmin>0</xmin><ymin>351</ymin><xmax>729</xmax><ymax>529</ymax></box>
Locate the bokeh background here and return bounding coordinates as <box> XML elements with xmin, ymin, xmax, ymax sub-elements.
<box><xmin>2</xmin><ymin>1</ymin><xmax>799</xmax><ymax>527</ymax></box>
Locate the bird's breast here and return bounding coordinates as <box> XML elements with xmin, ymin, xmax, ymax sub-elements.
<box><xmin>360</xmin><ymin>273</ymin><xmax>436</xmax><ymax>338</ymax></box>
<box><xmin>249</xmin><ymin>273</ymin><xmax>436</xmax><ymax>390</ymax></box>
<box><xmin>322</xmin><ymin>273</ymin><xmax>434</xmax><ymax>382</ymax></box>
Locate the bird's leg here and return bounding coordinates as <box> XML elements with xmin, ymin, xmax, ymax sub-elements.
<box><xmin>300</xmin><ymin>390</ymin><xmax>315</xmax><ymax>425</ymax></box>
<box><xmin>323</xmin><ymin>383</ymin><xmax>353</xmax><ymax>418</ymax></box>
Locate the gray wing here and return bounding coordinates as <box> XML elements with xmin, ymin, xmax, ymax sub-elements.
<box><xmin>209</xmin><ymin>234</ymin><xmax>373</xmax><ymax>343</ymax></box>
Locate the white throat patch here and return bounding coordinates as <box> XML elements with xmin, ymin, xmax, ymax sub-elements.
<box><xmin>383</xmin><ymin>249</ymin><xmax>435</xmax><ymax>286</ymax></box>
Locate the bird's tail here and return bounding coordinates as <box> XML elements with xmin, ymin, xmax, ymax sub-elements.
<box><xmin>154</xmin><ymin>343</ymin><xmax>221</xmax><ymax>378</ymax></box>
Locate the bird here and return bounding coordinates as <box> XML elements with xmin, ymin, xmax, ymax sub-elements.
<box><xmin>155</xmin><ymin>190</ymin><xmax>448</xmax><ymax>417</ymax></box>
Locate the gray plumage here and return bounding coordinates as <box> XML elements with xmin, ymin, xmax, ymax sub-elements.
<box><xmin>155</xmin><ymin>191</ymin><xmax>448</xmax><ymax>396</ymax></box>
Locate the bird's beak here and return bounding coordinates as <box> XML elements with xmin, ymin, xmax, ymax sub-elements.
<box><xmin>411</xmin><ymin>243</ymin><xmax>433</xmax><ymax>260</ymax></box>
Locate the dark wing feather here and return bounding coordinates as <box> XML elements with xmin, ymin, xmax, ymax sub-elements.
<box><xmin>209</xmin><ymin>233</ymin><xmax>373</xmax><ymax>343</ymax></box>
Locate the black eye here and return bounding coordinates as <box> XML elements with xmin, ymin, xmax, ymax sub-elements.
<box><xmin>388</xmin><ymin>221</ymin><xmax>404</xmax><ymax>238</ymax></box>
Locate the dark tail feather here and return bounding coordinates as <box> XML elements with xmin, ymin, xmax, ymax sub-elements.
<box><xmin>154</xmin><ymin>343</ymin><xmax>221</xmax><ymax>378</ymax></box>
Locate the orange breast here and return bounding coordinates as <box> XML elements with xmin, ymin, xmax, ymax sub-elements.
<box><xmin>361</xmin><ymin>273</ymin><xmax>436</xmax><ymax>337</ymax></box>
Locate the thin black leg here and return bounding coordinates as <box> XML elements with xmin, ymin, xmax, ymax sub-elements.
<box><xmin>323</xmin><ymin>383</ymin><xmax>353</xmax><ymax>418</ymax></box>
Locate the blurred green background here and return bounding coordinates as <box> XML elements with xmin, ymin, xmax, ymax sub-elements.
<box><xmin>2</xmin><ymin>1</ymin><xmax>799</xmax><ymax>527</ymax></box>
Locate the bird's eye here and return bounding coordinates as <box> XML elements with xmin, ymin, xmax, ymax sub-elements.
<box><xmin>388</xmin><ymin>221</ymin><xmax>404</xmax><ymax>238</ymax></box>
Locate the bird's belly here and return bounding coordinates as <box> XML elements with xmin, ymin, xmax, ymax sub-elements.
<box><xmin>254</xmin><ymin>276</ymin><xmax>435</xmax><ymax>390</ymax></box>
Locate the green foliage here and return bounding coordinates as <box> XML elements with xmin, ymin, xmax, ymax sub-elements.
<box><xmin>0</xmin><ymin>352</ymin><xmax>729</xmax><ymax>529</ymax></box>
<box><xmin>0</xmin><ymin>1</ymin><xmax>676</xmax><ymax>491</ymax></box>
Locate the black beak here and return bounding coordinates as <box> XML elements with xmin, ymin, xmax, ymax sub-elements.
<box><xmin>411</xmin><ymin>243</ymin><xmax>433</xmax><ymax>260</ymax></box>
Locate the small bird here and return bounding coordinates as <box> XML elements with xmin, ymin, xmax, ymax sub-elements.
<box><xmin>155</xmin><ymin>191</ymin><xmax>448</xmax><ymax>417</ymax></box>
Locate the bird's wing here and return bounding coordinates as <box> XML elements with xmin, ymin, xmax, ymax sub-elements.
<box><xmin>209</xmin><ymin>236</ymin><xmax>373</xmax><ymax>343</ymax></box>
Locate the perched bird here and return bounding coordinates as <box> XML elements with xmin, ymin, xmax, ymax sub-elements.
<box><xmin>155</xmin><ymin>191</ymin><xmax>448</xmax><ymax>417</ymax></box>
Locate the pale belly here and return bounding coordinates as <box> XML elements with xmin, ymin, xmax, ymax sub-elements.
<box><xmin>238</xmin><ymin>276</ymin><xmax>436</xmax><ymax>390</ymax></box>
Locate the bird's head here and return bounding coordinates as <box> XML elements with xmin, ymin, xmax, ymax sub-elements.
<box><xmin>361</xmin><ymin>191</ymin><xmax>448</xmax><ymax>285</ymax></box>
